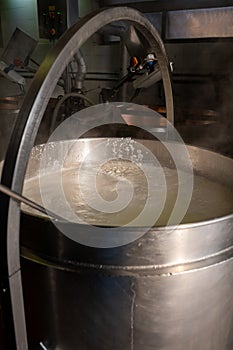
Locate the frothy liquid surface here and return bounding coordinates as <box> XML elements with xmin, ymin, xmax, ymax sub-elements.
<box><xmin>22</xmin><ymin>160</ymin><xmax>233</xmax><ymax>226</ymax></box>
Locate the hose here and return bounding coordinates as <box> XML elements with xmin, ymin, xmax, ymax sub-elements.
<box><xmin>49</xmin><ymin>92</ymin><xmax>95</xmax><ymax>134</ymax></box>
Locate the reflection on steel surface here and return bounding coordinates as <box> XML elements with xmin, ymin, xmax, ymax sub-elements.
<box><xmin>167</xmin><ymin>7</ymin><xmax>233</xmax><ymax>39</ymax></box>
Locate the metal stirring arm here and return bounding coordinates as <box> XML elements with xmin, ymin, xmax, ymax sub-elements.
<box><xmin>0</xmin><ymin>183</ymin><xmax>65</xmax><ymax>222</ymax></box>
<box><xmin>0</xmin><ymin>7</ymin><xmax>174</xmax><ymax>349</ymax></box>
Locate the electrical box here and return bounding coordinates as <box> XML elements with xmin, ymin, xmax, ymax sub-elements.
<box><xmin>37</xmin><ymin>0</ymin><xmax>79</xmax><ymax>40</ymax></box>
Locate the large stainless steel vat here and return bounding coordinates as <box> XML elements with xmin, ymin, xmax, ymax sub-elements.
<box><xmin>19</xmin><ymin>138</ymin><xmax>233</xmax><ymax>350</ymax></box>
<box><xmin>0</xmin><ymin>7</ymin><xmax>175</xmax><ymax>348</ymax></box>
<box><xmin>0</xmin><ymin>6</ymin><xmax>232</xmax><ymax>349</ymax></box>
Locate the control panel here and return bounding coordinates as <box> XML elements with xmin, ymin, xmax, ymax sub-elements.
<box><xmin>37</xmin><ymin>1</ymin><xmax>68</xmax><ymax>40</ymax></box>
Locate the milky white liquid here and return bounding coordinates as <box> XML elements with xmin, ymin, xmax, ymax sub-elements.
<box><xmin>22</xmin><ymin>160</ymin><xmax>233</xmax><ymax>226</ymax></box>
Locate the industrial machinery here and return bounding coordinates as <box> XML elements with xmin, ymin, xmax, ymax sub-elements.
<box><xmin>0</xmin><ymin>6</ymin><xmax>233</xmax><ymax>350</ymax></box>
<box><xmin>0</xmin><ymin>27</ymin><xmax>38</xmax><ymax>89</ymax></box>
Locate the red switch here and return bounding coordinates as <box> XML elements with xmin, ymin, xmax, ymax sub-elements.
<box><xmin>49</xmin><ymin>28</ymin><xmax>56</xmax><ymax>36</ymax></box>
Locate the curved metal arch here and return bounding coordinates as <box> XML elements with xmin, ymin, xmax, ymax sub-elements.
<box><xmin>0</xmin><ymin>7</ymin><xmax>173</xmax><ymax>349</ymax></box>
